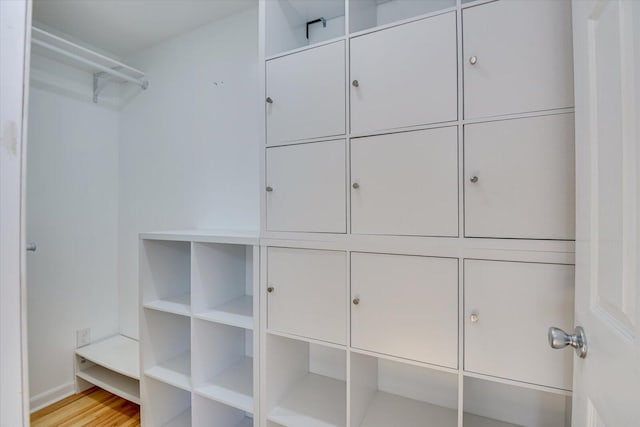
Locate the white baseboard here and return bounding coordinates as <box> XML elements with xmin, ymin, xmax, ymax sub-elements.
<box><xmin>30</xmin><ymin>381</ymin><xmax>76</xmax><ymax>413</ymax></box>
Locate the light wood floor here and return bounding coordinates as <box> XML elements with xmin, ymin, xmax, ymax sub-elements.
<box><xmin>31</xmin><ymin>387</ymin><xmax>140</xmax><ymax>427</ymax></box>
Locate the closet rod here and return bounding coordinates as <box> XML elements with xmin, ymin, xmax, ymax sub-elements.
<box><xmin>31</xmin><ymin>37</ymin><xmax>149</xmax><ymax>90</ymax></box>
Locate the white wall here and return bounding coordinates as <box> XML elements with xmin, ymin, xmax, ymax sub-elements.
<box><xmin>118</xmin><ymin>6</ymin><xmax>260</xmax><ymax>338</ymax></box>
<box><xmin>26</xmin><ymin>86</ymin><xmax>120</xmax><ymax>410</ymax></box>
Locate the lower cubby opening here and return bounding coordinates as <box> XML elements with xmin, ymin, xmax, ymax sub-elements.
<box><xmin>350</xmin><ymin>352</ymin><xmax>458</xmax><ymax>427</ymax></box>
<box><xmin>463</xmin><ymin>376</ymin><xmax>571</xmax><ymax>427</ymax></box>
<box><xmin>266</xmin><ymin>334</ymin><xmax>346</xmax><ymax>427</ymax></box>
<box><xmin>192</xmin><ymin>320</ymin><xmax>254</xmax><ymax>413</ymax></box>
<box><xmin>143</xmin><ymin>377</ymin><xmax>191</xmax><ymax>427</ymax></box>
<box><xmin>142</xmin><ymin>309</ymin><xmax>191</xmax><ymax>390</ymax></box>
<box><xmin>193</xmin><ymin>395</ymin><xmax>253</xmax><ymax>427</ymax></box>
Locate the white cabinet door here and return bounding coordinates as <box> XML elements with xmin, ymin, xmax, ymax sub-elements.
<box><xmin>463</xmin><ymin>0</ymin><xmax>574</xmax><ymax>119</ymax></box>
<box><xmin>266</xmin><ymin>140</ymin><xmax>346</xmax><ymax>233</ymax></box>
<box><xmin>266</xmin><ymin>41</ymin><xmax>346</xmax><ymax>144</ymax></box>
<box><xmin>350</xmin><ymin>12</ymin><xmax>457</xmax><ymax>135</ymax></box>
<box><xmin>464</xmin><ymin>260</ymin><xmax>574</xmax><ymax>390</ymax></box>
<box><xmin>351</xmin><ymin>253</ymin><xmax>458</xmax><ymax>367</ymax></box>
<box><xmin>267</xmin><ymin>247</ymin><xmax>347</xmax><ymax>345</ymax></box>
<box><xmin>464</xmin><ymin>114</ymin><xmax>575</xmax><ymax>240</ymax></box>
<box><xmin>351</xmin><ymin>127</ymin><xmax>458</xmax><ymax>237</ymax></box>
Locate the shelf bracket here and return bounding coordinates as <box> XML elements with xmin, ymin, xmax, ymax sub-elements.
<box><xmin>93</xmin><ymin>71</ymin><xmax>113</xmax><ymax>104</ymax></box>
<box><xmin>306</xmin><ymin>17</ymin><xmax>327</xmax><ymax>39</ymax></box>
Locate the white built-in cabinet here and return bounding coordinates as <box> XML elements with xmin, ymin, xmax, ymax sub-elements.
<box><xmin>141</xmin><ymin>0</ymin><xmax>577</xmax><ymax>425</ymax></box>
<box><xmin>140</xmin><ymin>232</ymin><xmax>259</xmax><ymax>427</ymax></box>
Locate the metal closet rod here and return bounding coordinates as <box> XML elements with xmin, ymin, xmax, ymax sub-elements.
<box><xmin>31</xmin><ymin>34</ymin><xmax>149</xmax><ymax>90</ymax></box>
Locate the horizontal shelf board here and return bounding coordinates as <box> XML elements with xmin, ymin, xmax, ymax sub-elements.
<box><xmin>75</xmin><ymin>334</ymin><xmax>139</xmax><ymax>379</ymax></box>
<box><xmin>76</xmin><ymin>365</ymin><xmax>140</xmax><ymax>404</ymax></box>
<box><xmin>144</xmin><ymin>294</ymin><xmax>190</xmax><ymax>316</ymax></box>
<box><xmin>145</xmin><ymin>353</ymin><xmax>191</xmax><ymax>391</ymax></box>
<box><xmin>268</xmin><ymin>373</ymin><xmax>346</xmax><ymax>427</ymax></box>
<box><xmin>463</xmin><ymin>371</ymin><xmax>572</xmax><ymax>397</ymax></box>
<box><xmin>193</xmin><ymin>295</ymin><xmax>253</xmax><ymax>330</ymax></box>
<box><xmin>359</xmin><ymin>391</ymin><xmax>457</xmax><ymax>427</ymax></box>
<box><xmin>162</xmin><ymin>409</ymin><xmax>191</xmax><ymax>427</ymax></box>
<box><xmin>348</xmin><ymin>347</ymin><xmax>459</xmax><ymax>375</ymax></box>
<box><xmin>194</xmin><ymin>357</ymin><xmax>253</xmax><ymax>413</ymax></box>
<box><xmin>266</xmin><ymin>37</ymin><xmax>346</xmax><ymax>61</ymax></box>
<box><xmin>266</xmin><ymin>330</ymin><xmax>347</xmax><ymax>351</ymax></box>
<box><xmin>463</xmin><ymin>413</ymin><xmax>520</xmax><ymax>427</ymax></box>
<box><xmin>140</xmin><ymin>229</ymin><xmax>259</xmax><ymax>245</ymax></box>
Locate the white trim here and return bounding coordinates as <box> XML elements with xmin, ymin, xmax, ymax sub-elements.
<box><xmin>29</xmin><ymin>383</ymin><xmax>76</xmax><ymax>414</ymax></box>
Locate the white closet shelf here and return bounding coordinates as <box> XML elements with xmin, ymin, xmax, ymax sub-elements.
<box><xmin>193</xmin><ymin>295</ymin><xmax>253</xmax><ymax>330</ymax></box>
<box><xmin>195</xmin><ymin>356</ymin><xmax>253</xmax><ymax>412</ymax></box>
<box><xmin>463</xmin><ymin>413</ymin><xmax>520</xmax><ymax>427</ymax></box>
<box><xmin>76</xmin><ymin>365</ymin><xmax>140</xmax><ymax>404</ymax></box>
<box><xmin>268</xmin><ymin>373</ymin><xmax>346</xmax><ymax>427</ymax></box>
<box><xmin>139</xmin><ymin>230</ymin><xmax>259</xmax><ymax>245</ymax></box>
<box><xmin>145</xmin><ymin>353</ymin><xmax>191</xmax><ymax>391</ymax></box>
<box><xmin>144</xmin><ymin>293</ymin><xmax>191</xmax><ymax>316</ymax></box>
<box><xmin>358</xmin><ymin>391</ymin><xmax>457</xmax><ymax>427</ymax></box>
<box><xmin>75</xmin><ymin>335</ymin><xmax>139</xmax><ymax>379</ymax></box>
<box><xmin>162</xmin><ymin>409</ymin><xmax>192</xmax><ymax>427</ymax></box>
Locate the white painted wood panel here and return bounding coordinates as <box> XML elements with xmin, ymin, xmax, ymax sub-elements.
<box><xmin>350</xmin><ymin>12</ymin><xmax>457</xmax><ymax>134</ymax></box>
<box><xmin>267</xmin><ymin>247</ymin><xmax>347</xmax><ymax>345</ymax></box>
<box><xmin>351</xmin><ymin>253</ymin><xmax>458</xmax><ymax>367</ymax></box>
<box><xmin>266</xmin><ymin>41</ymin><xmax>345</xmax><ymax>144</ymax></box>
<box><xmin>463</xmin><ymin>0</ymin><xmax>574</xmax><ymax>119</ymax></box>
<box><xmin>464</xmin><ymin>114</ymin><xmax>575</xmax><ymax>240</ymax></box>
<box><xmin>266</xmin><ymin>140</ymin><xmax>346</xmax><ymax>233</ymax></box>
<box><xmin>464</xmin><ymin>260</ymin><xmax>574</xmax><ymax>390</ymax></box>
<box><xmin>351</xmin><ymin>127</ymin><xmax>458</xmax><ymax>237</ymax></box>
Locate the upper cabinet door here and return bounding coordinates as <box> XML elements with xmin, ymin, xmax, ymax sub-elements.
<box><xmin>464</xmin><ymin>114</ymin><xmax>575</xmax><ymax>240</ymax></box>
<box><xmin>463</xmin><ymin>0</ymin><xmax>574</xmax><ymax>119</ymax></box>
<box><xmin>351</xmin><ymin>127</ymin><xmax>458</xmax><ymax>237</ymax></box>
<box><xmin>266</xmin><ymin>41</ymin><xmax>346</xmax><ymax>144</ymax></box>
<box><xmin>350</xmin><ymin>12</ymin><xmax>457</xmax><ymax>135</ymax></box>
<box><xmin>266</xmin><ymin>139</ymin><xmax>347</xmax><ymax>233</ymax></box>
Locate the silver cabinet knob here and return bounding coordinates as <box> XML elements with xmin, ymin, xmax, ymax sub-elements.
<box><xmin>267</xmin><ymin>286</ymin><xmax>274</xmax><ymax>293</ymax></box>
<box><xmin>352</xmin><ymin>297</ymin><xmax>360</xmax><ymax>305</ymax></box>
<box><xmin>469</xmin><ymin>56</ymin><xmax>478</xmax><ymax>65</ymax></box>
<box><xmin>266</xmin><ymin>186</ymin><xmax>273</xmax><ymax>192</ymax></box>
<box><xmin>352</xmin><ymin>182</ymin><xmax>360</xmax><ymax>189</ymax></box>
<box><xmin>548</xmin><ymin>326</ymin><xmax>588</xmax><ymax>358</ymax></box>
<box><xmin>26</xmin><ymin>242</ymin><xmax>37</xmax><ymax>252</ymax></box>
<box><xmin>266</xmin><ymin>97</ymin><xmax>273</xmax><ymax>104</ymax></box>
<box><xmin>352</xmin><ymin>80</ymin><xmax>359</xmax><ymax>87</ymax></box>
<box><xmin>470</xmin><ymin>176</ymin><xmax>479</xmax><ymax>183</ymax></box>
<box><xmin>470</xmin><ymin>313</ymin><xmax>479</xmax><ymax>323</ymax></box>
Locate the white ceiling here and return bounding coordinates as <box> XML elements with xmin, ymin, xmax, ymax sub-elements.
<box><xmin>33</xmin><ymin>0</ymin><xmax>256</xmax><ymax>57</ymax></box>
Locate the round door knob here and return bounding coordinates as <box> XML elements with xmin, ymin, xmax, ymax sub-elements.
<box><xmin>267</xmin><ymin>286</ymin><xmax>274</xmax><ymax>293</ymax></box>
<box><xmin>266</xmin><ymin>186</ymin><xmax>273</xmax><ymax>192</ymax></box>
<box><xmin>352</xmin><ymin>182</ymin><xmax>360</xmax><ymax>189</ymax></box>
<box><xmin>352</xmin><ymin>297</ymin><xmax>360</xmax><ymax>305</ymax></box>
<box><xmin>470</xmin><ymin>313</ymin><xmax>479</xmax><ymax>323</ymax></box>
<box><xmin>352</xmin><ymin>80</ymin><xmax>359</xmax><ymax>87</ymax></box>
<box><xmin>266</xmin><ymin>97</ymin><xmax>273</xmax><ymax>104</ymax></box>
<box><xmin>469</xmin><ymin>56</ymin><xmax>478</xmax><ymax>65</ymax></box>
<box><xmin>548</xmin><ymin>326</ymin><xmax>588</xmax><ymax>358</ymax></box>
<box><xmin>470</xmin><ymin>176</ymin><xmax>479</xmax><ymax>183</ymax></box>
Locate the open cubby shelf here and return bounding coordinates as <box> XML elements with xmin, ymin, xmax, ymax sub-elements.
<box><xmin>140</xmin><ymin>231</ymin><xmax>259</xmax><ymax>426</ymax></box>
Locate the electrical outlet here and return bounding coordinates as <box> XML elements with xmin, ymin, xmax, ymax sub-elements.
<box><xmin>76</xmin><ymin>328</ymin><xmax>91</xmax><ymax>348</ymax></box>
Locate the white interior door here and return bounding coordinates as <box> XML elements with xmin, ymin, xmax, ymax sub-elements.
<box><xmin>570</xmin><ymin>0</ymin><xmax>640</xmax><ymax>425</ymax></box>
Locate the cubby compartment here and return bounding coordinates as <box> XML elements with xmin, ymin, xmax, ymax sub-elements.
<box><xmin>266</xmin><ymin>334</ymin><xmax>347</xmax><ymax>427</ymax></box>
<box><xmin>193</xmin><ymin>320</ymin><xmax>255</xmax><ymax>414</ymax></box>
<box><xmin>349</xmin><ymin>0</ymin><xmax>456</xmax><ymax>34</ymax></box>
<box><xmin>351</xmin><ymin>352</ymin><xmax>458</xmax><ymax>427</ymax></box>
<box><xmin>140</xmin><ymin>239</ymin><xmax>191</xmax><ymax>316</ymax></box>
<box><xmin>463</xmin><ymin>377</ymin><xmax>571</xmax><ymax>427</ymax></box>
<box><xmin>192</xmin><ymin>243</ymin><xmax>255</xmax><ymax>330</ymax></box>
<box><xmin>265</xmin><ymin>0</ymin><xmax>345</xmax><ymax>57</ymax></box>
<box><xmin>193</xmin><ymin>394</ymin><xmax>254</xmax><ymax>427</ymax></box>
<box><xmin>142</xmin><ymin>377</ymin><xmax>191</xmax><ymax>427</ymax></box>
<box><xmin>141</xmin><ymin>309</ymin><xmax>191</xmax><ymax>391</ymax></box>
